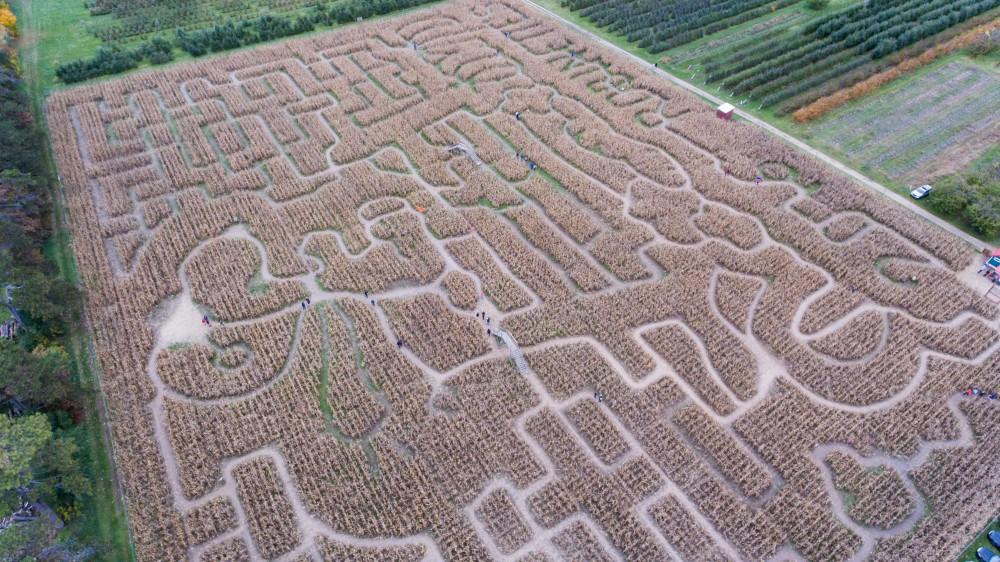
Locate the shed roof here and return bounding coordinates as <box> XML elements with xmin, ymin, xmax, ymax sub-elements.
<box><xmin>717</xmin><ymin>103</ymin><xmax>735</xmax><ymax>113</ymax></box>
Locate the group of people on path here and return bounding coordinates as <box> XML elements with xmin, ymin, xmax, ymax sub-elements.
<box><xmin>359</xmin><ymin>291</ymin><xmax>403</xmax><ymax>349</ymax></box>
<box><xmin>964</xmin><ymin>387</ymin><xmax>998</xmax><ymax>400</ymax></box>
<box><xmin>476</xmin><ymin>310</ymin><xmax>496</xmax><ymax>337</ymax></box>
<box><xmin>208</xmin><ymin>288</ymin><xmax>501</xmax><ymax>352</ymax></box>
<box><xmin>515</xmin><ymin>151</ymin><xmax>537</xmax><ymax>170</ymax></box>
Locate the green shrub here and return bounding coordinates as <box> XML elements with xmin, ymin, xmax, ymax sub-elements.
<box><xmin>967</xmin><ymin>30</ymin><xmax>999</xmax><ymax>56</ymax></box>
<box><xmin>140</xmin><ymin>37</ymin><xmax>174</xmax><ymax>65</ymax></box>
<box><xmin>806</xmin><ymin>0</ymin><xmax>830</xmax><ymax>10</ymax></box>
<box><xmin>964</xmin><ymin>186</ymin><xmax>1000</xmax><ymax>238</ymax></box>
<box><xmin>55</xmin><ymin>46</ymin><xmax>140</xmax><ymax>83</ymax></box>
<box><xmin>927</xmin><ymin>175</ymin><xmax>979</xmax><ymax>216</ymax></box>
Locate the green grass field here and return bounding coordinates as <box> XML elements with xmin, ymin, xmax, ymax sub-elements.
<box><xmin>86</xmin><ymin>0</ymin><xmax>315</xmax><ymax>43</ymax></box>
<box><xmin>13</xmin><ymin>0</ymin><xmax>446</xmax><ymax>94</ymax></box>
<box><xmin>530</xmin><ymin>0</ymin><xmax>852</xmax><ymax>79</ymax></box>
<box><xmin>801</xmin><ymin>58</ymin><xmax>1000</xmax><ymax>181</ymax></box>
<box><xmin>661</xmin><ymin>0</ymin><xmax>856</xmax><ymax>70</ymax></box>
<box><xmin>13</xmin><ymin>0</ymin><xmax>101</xmax><ymax>98</ymax></box>
<box><xmin>13</xmin><ymin>0</ymin><xmax>325</xmax><ymax>93</ymax></box>
<box><xmin>13</xmin><ymin>0</ymin><xmax>253</xmax><ymax>94</ymax></box>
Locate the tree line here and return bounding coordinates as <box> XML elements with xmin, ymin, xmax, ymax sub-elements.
<box><xmin>0</xmin><ymin>6</ymin><xmax>108</xmax><ymax>558</ymax></box>
<box><xmin>56</xmin><ymin>0</ymin><xmax>438</xmax><ymax>84</ymax></box>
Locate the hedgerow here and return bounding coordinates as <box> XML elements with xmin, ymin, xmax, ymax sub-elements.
<box><xmin>56</xmin><ymin>0</ymin><xmax>438</xmax><ymax>83</ymax></box>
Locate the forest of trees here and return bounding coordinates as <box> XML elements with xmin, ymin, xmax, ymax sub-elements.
<box><xmin>0</xmin><ymin>7</ymin><xmax>103</xmax><ymax>559</ymax></box>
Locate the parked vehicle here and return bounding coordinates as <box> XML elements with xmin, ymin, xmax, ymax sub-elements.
<box><xmin>910</xmin><ymin>184</ymin><xmax>932</xmax><ymax>199</ymax></box>
<box><xmin>989</xmin><ymin>530</ymin><xmax>1000</xmax><ymax>550</ymax></box>
<box><xmin>977</xmin><ymin>547</ymin><xmax>1000</xmax><ymax>562</ymax></box>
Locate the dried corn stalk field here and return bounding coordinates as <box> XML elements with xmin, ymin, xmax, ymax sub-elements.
<box><xmin>46</xmin><ymin>0</ymin><xmax>1000</xmax><ymax>560</ymax></box>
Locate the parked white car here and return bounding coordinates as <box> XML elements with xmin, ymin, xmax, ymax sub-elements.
<box><xmin>910</xmin><ymin>184</ymin><xmax>932</xmax><ymax>199</ymax></box>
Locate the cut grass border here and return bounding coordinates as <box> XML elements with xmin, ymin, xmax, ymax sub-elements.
<box><xmin>39</xmin><ymin>158</ymin><xmax>134</xmax><ymax>562</ymax></box>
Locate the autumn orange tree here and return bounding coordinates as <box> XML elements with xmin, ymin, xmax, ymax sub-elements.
<box><xmin>0</xmin><ymin>3</ymin><xmax>15</xmax><ymax>36</ymax></box>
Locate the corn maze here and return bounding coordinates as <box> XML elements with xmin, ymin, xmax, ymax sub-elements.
<box><xmin>46</xmin><ymin>0</ymin><xmax>1000</xmax><ymax>560</ymax></box>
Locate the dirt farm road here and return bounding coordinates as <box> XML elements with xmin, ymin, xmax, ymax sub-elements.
<box><xmin>519</xmin><ymin>0</ymin><xmax>991</xmax><ymax>252</ymax></box>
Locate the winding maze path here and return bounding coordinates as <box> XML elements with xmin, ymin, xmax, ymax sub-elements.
<box><xmin>45</xmin><ymin>1</ymin><xmax>1000</xmax><ymax>561</ymax></box>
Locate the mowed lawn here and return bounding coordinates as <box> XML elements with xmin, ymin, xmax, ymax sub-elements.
<box><xmin>12</xmin><ymin>0</ymin><xmax>102</xmax><ymax>96</ymax></box>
